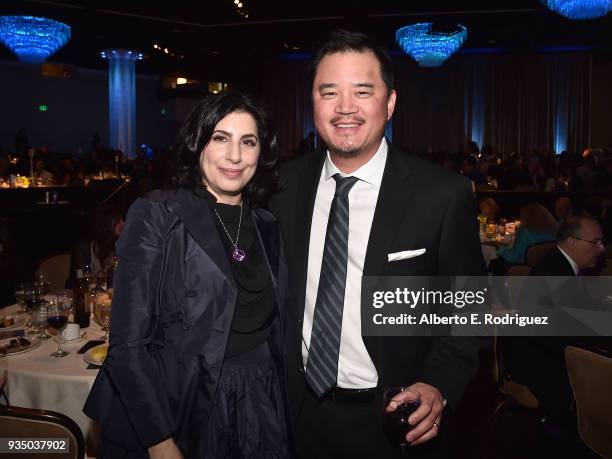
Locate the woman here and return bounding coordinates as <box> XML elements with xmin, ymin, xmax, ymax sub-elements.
<box><xmin>497</xmin><ymin>203</ymin><xmax>557</xmax><ymax>265</ymax></box>
<box><xmin>84</xmin><ymin>92</ymin><xmax>290</xmax><ymax>458</ymax></box>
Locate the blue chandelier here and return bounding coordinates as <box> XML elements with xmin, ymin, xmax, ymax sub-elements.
<box><xmin>541</xmin><ymin>0</ymin><xmax>611</xmax><ymax>19</ymax></box>
<box><xmin>0</xmin><ymin>16</ymin><xmax>71</xmax><ymax>63</ymax></box>
<box><xmin>396</xmin><ymin>23</ymin><xmax>467</xmax><ymax>67</ymax></box>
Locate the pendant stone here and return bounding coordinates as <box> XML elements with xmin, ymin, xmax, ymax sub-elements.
<box><xmin>232</xmin><ymin>247</ymin><xmax>246</xmax><ymax>262</ymax></box>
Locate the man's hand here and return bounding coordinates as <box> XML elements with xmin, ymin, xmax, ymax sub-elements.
<box><xmin>148</xmin><ymin>438</ymin><xmax>184</xmax><ymax>459</ymax></box>
<box><xmin>384</xmin><ymin>382</ymin><xmax>445</xmax><ymax>446</ymax></box>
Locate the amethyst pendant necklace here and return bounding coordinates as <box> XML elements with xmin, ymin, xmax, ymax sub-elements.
<box><xmin>213</xmin><ymin>202</ymin><xmax>246</xmax><ymax>262</ymax></box>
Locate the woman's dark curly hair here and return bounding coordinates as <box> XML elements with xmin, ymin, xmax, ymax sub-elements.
<box><xmin>171</xmin><ymin>91</ymin><xmax>280</xmax><ymax>208</ymax></box>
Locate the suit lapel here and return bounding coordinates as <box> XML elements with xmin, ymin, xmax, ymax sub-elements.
<box><xmin>293</xmin><ymin>153</ymin><xmax>326</xmax><ymax>321</ymax></box>
<box><xmin>171</xmin><ymin>188</ymin><xmax>235</xmax><ymax>286</ymax></box>
<box><xmin>363</xmin><ymin>144</ymin><xmax>414</xmax><ymax>276</ymax></box>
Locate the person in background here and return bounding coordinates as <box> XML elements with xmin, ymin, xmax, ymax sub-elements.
<box><xmin>84</xmin><ymin>91</ymin><xmax>291</xmax><ymax>458</ymax></box>
<box><xmin>554</xmin><ymin>197</ymin><xmax>573</xmax><ymax>222</ymax></box>
<box><xmin>479</xmin><ymin>197</ymin><xmax>501</xmax><ymax>223</ymax></box>
<box><xmin>67</xmin><ymin>206</ymin><xmax>124</xmax><ymax>289</ymax></box>
<box><xmin>497</xmin><ymin>203</ymin><xmax>557</xmax><ymax>265</ymax></box>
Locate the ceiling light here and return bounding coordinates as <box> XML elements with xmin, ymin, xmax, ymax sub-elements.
<box><xmin>0</xmin><ymin>15</ymin><xmax>71</xmax><ymax>63</ymax></box>
<box><xmin>396</xmin><ymin>23</ymin><xmax>467</xmax><ymax>67</ymax></box>
<box><xmin>176</xmin><ymin>77</ymin><xmax>187</xmax><ymax>85</ymax></box>
<box><xmin>541</xmin><ymin>0</ymin><xmax>610</xmax><ymax>19</ymax></box>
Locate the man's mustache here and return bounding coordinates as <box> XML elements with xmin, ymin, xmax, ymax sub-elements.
<box><xmin>330</xmin><ymin>116</ymin><xmax>366</xmax><ymax>125</ymax></box>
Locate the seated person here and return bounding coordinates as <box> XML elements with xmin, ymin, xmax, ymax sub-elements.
<box><xmin>479</xmin><ymin>197</ymin><xmax>501</xmax><ymax>222</ymax></box>
<box><xmin>504</xmin><ymin>217</ymin><xmax>605</xmax><ymax>450</ymax></box>
<box><xmin>497</xmin><ymin>203</ymin><xmax>557</xmax><ymax>265</ymax></box>
<box><xmin>68</xmin><ymin>206</ymin><xmax>124</xmax><ymax>287</ymax></box>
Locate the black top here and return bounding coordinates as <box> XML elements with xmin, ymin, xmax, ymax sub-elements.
<box><xmin>199</xmin><ymin>187</ymin><xmax>276</xmax><ymax>357</ymax></box>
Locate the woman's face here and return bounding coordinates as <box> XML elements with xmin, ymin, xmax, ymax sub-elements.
<box><xmin>200</xmin><ymin>111</ymin><xmax>260</xmax><ymax>205</ymax></box>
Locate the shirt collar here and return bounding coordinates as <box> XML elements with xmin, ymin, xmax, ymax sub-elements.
<box><xmin>322</xmin><ymin>138</ymin><xmax>388</xmax><ymax>186</ymax></box>
<box><xmin>557</xmin><ymin>245</ymin><xmax>580</xmax><ymax>275</ymax></box>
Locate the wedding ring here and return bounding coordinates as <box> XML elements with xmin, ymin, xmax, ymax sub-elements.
<box><xmin>433</xmin><ymin>422</ymin><xmax>439</xmax><ymax>429</ymax></box>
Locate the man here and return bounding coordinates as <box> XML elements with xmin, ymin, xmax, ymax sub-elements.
<box><xmin>270</xmin><ymin>30</ymin><xmax>486</xmax><ymax>458</ymax></box>
<box><xmin>506</xmin><ymin>217</ymin><xmax>605</xmax><ymax>454</ymax></box>
<box><xmin>531</xmin><ymin>216</ymin><xmax>604</xmax><ymax>277</ymax></box>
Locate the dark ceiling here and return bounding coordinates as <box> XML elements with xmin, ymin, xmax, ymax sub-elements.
<box><xmin>2</xmin><ymin>0</ymin><xmax>612</xmax><ymax>79</ymax></box>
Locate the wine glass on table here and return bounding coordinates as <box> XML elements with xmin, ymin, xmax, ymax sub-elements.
<box><xmin>14</xmin><ymin>282</ymin><xmax>33</xmax><ymax>314</ymax></box>
<box><xmin>93</xmin><ymin>295</ymin><xmax>112</xmax><ymax>341</ymax></box>
<box><xmin>47</xmin><ymin>298</ymin><xmax>69</xmax><ymax>357</ymax></box>
<box><xmin>30</xmin><ymin>301</ymin><xmax>49</xmax><ymax>340</ymax></box>
<box><xmin>383</xmin><ymin>387</ymin><xmax>422</xmax><ymax>454</ymax></box>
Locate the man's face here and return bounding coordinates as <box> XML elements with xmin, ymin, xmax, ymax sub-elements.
<box><xmin>572</xmin><ymin>220</ymin><xmax>605</xmax><ymax>269</ymax></box>
<box><xmin>312</xmin><ymin>51</ymin><xmax>396</xmax><ymax>163</ymax></box>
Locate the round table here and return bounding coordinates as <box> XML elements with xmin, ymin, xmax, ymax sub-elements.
<box><xmin>0</xmin><ymin>303</ymin><xmax>104</xmax><ymax>452</ymax></box>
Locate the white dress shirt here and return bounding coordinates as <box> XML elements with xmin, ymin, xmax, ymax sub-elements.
<box><xmin>557</xmin><ymin>246</ymin><xmax>580</xmax><ymax>275</ymax></box>
<box><xmin>302</xmin><ymin>138</ymin><xmax>388</xmax><ymax>389</ymax></box>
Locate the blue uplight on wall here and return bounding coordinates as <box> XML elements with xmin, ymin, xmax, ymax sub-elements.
<box><xmin>396</xmin><ymin>23</ymin><xmax>467</xmax><ymax>67</ymax></box>
<box><xmin>0</xmin><ymin>16</ymin><xmax>70</xmax><ymax>63</ymax></box>
<box><xmin>541</xmin><ymin>0</ymin><xmax>611</xmax><ymax>19</ymax></box>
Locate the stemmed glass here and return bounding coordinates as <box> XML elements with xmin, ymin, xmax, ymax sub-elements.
<box><xmin>34</xmin><ymin>271</ymin><xmax>51</xmax><ymax>296</ymax></box>
<box><xmin>383</xmin><ymin>387</ymin><xmax>422</xmax><ymax>454</ymax></box>
<box><xmin>93</xmin><ymin>297</ymin><xmax>112</xmax><ymax>341</ymax></box>
<box><xmin>47</xmin><ymin>297</ymin><xmax>70</xmax><ymax>357</ymax></box>
<box><xmin>14</xmin><ymin>282</ymin><xmax>33</xmax><ymax>314</ymax></box>
<box><xmin>30</xmin><ymin>301</ymin><xmax>49</xmax><ymax>340</ymax></box>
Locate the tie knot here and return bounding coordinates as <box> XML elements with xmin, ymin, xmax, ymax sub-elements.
<box><xmin>333</xmin><ymin>174</ymin><xmax>359</xmax><ymax>198</ymax></box>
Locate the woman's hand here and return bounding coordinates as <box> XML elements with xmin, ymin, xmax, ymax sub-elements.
<box><xmin>148</xmin><ymin>438</ymin><xmax>184</xmax><ymax>459</ymax></box>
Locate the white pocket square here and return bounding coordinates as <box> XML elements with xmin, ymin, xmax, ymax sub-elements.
<box><xmin>387</xmin><ymin>248</ymin><xmax>427</xmax><ymax>262</ymax></box>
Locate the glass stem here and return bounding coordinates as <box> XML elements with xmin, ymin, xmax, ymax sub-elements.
<box><xmin>57</xmin><ymin>331</ymin><xmax>63</xmax><ymax>354</ymax></box>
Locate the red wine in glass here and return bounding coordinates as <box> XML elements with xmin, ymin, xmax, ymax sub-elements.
<box><xmin>383</xmin><ymin>400</ymin><xmax>420</xmax><ymax>444</ymax></box>
<box><xmin>47</xmin><ymin>315</ymin><xmax>68</xmax><ymax>331</ymax></box>
<box><xmin>383</xmin><ymin>387</ymin><xmax>422</xmax><ymax>452</ymax></box>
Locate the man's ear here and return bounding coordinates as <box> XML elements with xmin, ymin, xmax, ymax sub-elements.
<box><xmin>387</xmin><ymin>90</ymin><xmax>397</xmax><ymax>121</ymax></box>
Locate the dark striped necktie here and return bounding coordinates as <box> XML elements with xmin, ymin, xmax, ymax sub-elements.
<box><xmin>305</xmin><ymin>174</ymin><xmax>359</xmax><ymax>397</ymax></box>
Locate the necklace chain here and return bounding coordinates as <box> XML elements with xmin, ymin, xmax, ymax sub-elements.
<box><xmin>213</xmin><ymin>202</ymin><xmax>243</xmax><ymax>249</ymax></box>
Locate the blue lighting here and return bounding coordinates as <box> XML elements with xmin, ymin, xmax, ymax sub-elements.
<box><xmin>396</xmin><ymin>23</ymin><xmax>467</xmax><ymax>67</ymax></box>
<box><xmin>0</xmin><ymin>16</ymin><xmax>70</xmax><ymax>63</ymax></box>
<box><xmin>102</xmin><ymin>49</ymin><xmax>142</xmax><ymax>158</ymax></box>
<box><xmin>541</xmin><ymin>0</ymin><xmax>611</xmax><ymax>19</ymax></box>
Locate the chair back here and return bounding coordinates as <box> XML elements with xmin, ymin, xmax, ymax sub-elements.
<box><xmin>0</xmin><ymin>405</ymin><xmax>85</xmax><ymax>459</ymax></box>
<box><xmin>565</xmin><ymin>346</ymin><xmax>612</xmax><ymax>459</ymax></box>
<box><xmin>38</xmin><ymin>253</ymin><xmax>71</xmax><ymax>292</ymax></box>
<box><xmin>525</xmin><ymin>241</ymin><xmax>556</xmax><ymax>267</ymax></box>
<box><xmin>506</xmin><ymin>264</ymin><xmax>531</xmax><ymax>309</ymax></box>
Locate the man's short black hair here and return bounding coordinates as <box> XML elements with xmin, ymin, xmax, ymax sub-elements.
<box><xmin>309</xmin><ymin>29</ymin><xmax>395</xmax><ymax>95</ymax></box>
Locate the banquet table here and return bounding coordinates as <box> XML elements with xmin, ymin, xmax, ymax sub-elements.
<box><xmin>0</xmin><ymin>303</ymin><xmax>103</xmax><ymax>453</ymax></box>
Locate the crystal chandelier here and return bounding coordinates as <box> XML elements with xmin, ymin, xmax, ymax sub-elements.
<box><xmin>0</xmin><ymin>15</ymin><xmax>71</xmax><ymax>64</ymax></box>
<box><xmin>396</xmin><ymin>23</ymin><xmax>467</xmax><ymax>68</ymax></box>
<box><xmin>541</xmin><ymin>0</ymin><xmax>611</xmax><ymax>19</ymax></box>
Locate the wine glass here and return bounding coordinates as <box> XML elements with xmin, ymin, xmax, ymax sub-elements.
<box><xmin>14</xmin><ymin>282</ymin><xmax>33</xmax><ymax>313</ymax></box>
<box><xmin>47</xmin><ymin>298</ymin><xmax>69</xmax><ymax>357</ymax></box>
<box><xmin>383</xmin><ymin>387</ymin><xmax>422</xmax><ymax>453</ymax></box>
<box><xmin>93</xmin><ymin>296</ymin><xmax>112</xmax><ymax>341</ymax></box>
<box><xmin>30</xmin><ymin>301</ymin><xmax>49</xmax><ymax>340</ymax></box>
<box><xmin>33</xmin><ymin>271</ymin><xmax>50</xmax><ymax>296</ymax></box>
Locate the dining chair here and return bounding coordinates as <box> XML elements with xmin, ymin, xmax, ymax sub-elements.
<box><xmin>0</xmin><ymin>404</ymin><xmax>85</xmax><ymax>459</ymax></box>
<box><xmin>525</xmin><ymin>241</ymin><xmax>556</xmax><ymax>267</ymax></box>
<box><xmin>37</xmin><ymin>253</ymin><xmax>71</xmax><ymax>292</ymax></box>
<box><xmin>565</xmin><ymin>346</ymin><xmax>612</xmax><ymax>459</ymax></box>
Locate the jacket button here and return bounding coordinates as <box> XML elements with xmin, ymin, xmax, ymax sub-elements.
<box><xmin>186</xmin><ymin>290</ymin><xmax>197</xmax><ymax>298</ymax></box>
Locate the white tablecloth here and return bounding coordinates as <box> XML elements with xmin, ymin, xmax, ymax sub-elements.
<box><xmin>0</xmin><ymin>304</ymin><xmax>103</xmax><ymax>452</ymax></box>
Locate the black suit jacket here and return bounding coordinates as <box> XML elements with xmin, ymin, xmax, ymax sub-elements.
<box><xmin>84</xmin><ymin>188</ymin><xmax>290</xmax><ymax>457</ymax></box>
<box><xmin>269</xmin><ymin>143</ymin><xmax>487</xmax><ymax>422</ymax></box>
